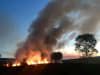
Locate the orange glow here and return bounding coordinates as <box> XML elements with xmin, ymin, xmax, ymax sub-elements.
<box><xmin>12</xmin><ymin>62</ymin><xmax>21</xmax><ymax>67</ymax></box>
<box><xmin>5</xmin><ymin>63</ymin><xmax>10</xmax><ymax>67</ymax></box>
<box><xmin>12</xmin><ymin>63</ymin><xmax>21</xmax><ymax>67</ymax></box>
<box><xmin>11</xmin><ymin>58</ymin><xmax>49</xmax><ymax>67</ymax></box>
<box><xmin>26</xmin><ymin>53</ymin><xmax>49</xmax><ymax>65</ymax></box>
<box><xmin>25</xmin><ymin>51</ymin><xmax>49</xmax><ymax>65</ymax></box>
<box><xmin>26</xmin><ymin>58</ymin><xmax>48</xmax><ymax>65</ymax></box>
<box><xmin>11</xmin><ymin>52</ymin><xmax>49</xmax><ymax>67</ymax></box>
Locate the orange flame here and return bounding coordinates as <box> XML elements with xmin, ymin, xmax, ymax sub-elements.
<box><xmin>5</xmin><ymin>62</ymin><xmax>21</xmax><ymax>67</ymax></box>
<box><xmin>10</xmin><ymin>52</ymin><xmax>49</xmax><ymax>67</ymax></box>
<box><xmin>26</xmin><ymin>53</ymin><xmax>49</xmax><ymax>65</ymax></box>
<box><xmin>26</xmin><ymin>58</ymin><xmax>48</xmax><ymax>65</ymax></box>
<box><xmin>4</xmin><ymin>63</ymin><xmax>10</xmax><ymax>67</ymax></box>
<box><xmin>12</xmin><ymin>62</ymin><xmax>21</xmax><ymax>67</ymax></box>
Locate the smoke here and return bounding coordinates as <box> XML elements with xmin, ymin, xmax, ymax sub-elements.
<box><xmin>56</xmin><ymin>32</ymin><xmax>77</xmax><ymax>49</ymax></box>
<box><xmin>15</xmin><ymin>0</ymin><xmax>100</xmax><ymax>62</ymax></box>
<box><xmin>78</xmin><ymin>2</ymin><xmax>100</xmax><ymax>34</ymax></box>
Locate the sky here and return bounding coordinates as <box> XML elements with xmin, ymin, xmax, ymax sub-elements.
<box><xmin>0</xmin><ymin>0</ymin><xmax>50</xmax><ymax>58</ymax></box>
<box><xmin>0</xmin><ymin>0</ymin><xmax>100</xmax><ymax>58</ymax></box>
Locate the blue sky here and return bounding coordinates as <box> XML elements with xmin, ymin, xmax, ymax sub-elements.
<box><xmin>0</xmin><ymin>0</ymin><xmax>50</xmax><ymax>58</ymax></box>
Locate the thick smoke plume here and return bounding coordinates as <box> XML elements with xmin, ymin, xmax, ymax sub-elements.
<box><xmin>15</xmin><ymin>0</ymin><xmax>100</xmax><ymax>62</ymax></box>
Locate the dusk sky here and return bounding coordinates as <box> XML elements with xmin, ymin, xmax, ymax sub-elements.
<box><xmin>0</xmin><ymin>0</ymin><xmax>50</xmax><ymax>58</ymax></box>
<box><xmin>0</xmin><ymin>0</ymin><xmax>100</xmax><ymax>59</ymax></box>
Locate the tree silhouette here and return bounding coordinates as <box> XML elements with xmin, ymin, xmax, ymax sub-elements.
<box><xmin>75</xmin><ymin>34</ymin><xmax>98</xmax><ymax>57</ymax></box>
<box><xmin>51</xmin><ymin>52</ymin><xmax>63</xmax><ymax>63</ymax></box>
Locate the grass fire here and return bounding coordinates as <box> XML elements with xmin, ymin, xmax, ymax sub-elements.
<box><xmin>1</xmin><ymin>0</ymin><xmax>100</xmax><ymax>75</ymax></box>
<box><xmin>5</xmin><ymin>52</ymin><xmax>63</xmax><ymax>67</ymax></box>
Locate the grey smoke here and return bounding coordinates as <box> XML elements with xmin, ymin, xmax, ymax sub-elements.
<box><xmin>15</xmin><ymin>0</ymin><xmax>100</xmax><ymax>62</ymax></box>
<box><xmin>78</xmin><ymin>4</ymin><xmax>100</xmax><ymax>34</ymax></box>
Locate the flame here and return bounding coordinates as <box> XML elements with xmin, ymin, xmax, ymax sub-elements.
<box><xmin>26</xmin><ymin>58</ymin><xmax>48</xmax><ymax>65</ymax></box>
<box><xmin>11</xmin><ymin>52</ymin><xmax>49</xmax><ymax>67</ymax></box>
<box><xmin>11</xmin><ymin>58</ymin><xmax>49</xmax><ymax>67</ymax></box>
<box><xmin>4</xmin><ymin>62</ymin><xmax>21</xmax><ymax>67</ymax></box>
<box><xmin>26</xmin><ymin>53</ymin><xmax>49</xmax><ymax>65</ymax></box>
<box><xmin>25</xmin><ymin>51</ymin><xmax>49</xmax><ymax>65</ymax></box>
<box><xmin>12</xmin><ymin>62</ymin><xmax>21</xmax><ymax>67</ymax></box>
<box><xmin>3</xmin><ymin>51</ymin><xmax>49</xmax><ymax>67</ymax></box>
<box><xmin>4</xmin><ymin>63</ymin><xmax>10</xmax><ymax>67</ymax></box>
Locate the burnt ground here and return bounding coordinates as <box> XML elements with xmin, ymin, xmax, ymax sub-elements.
<box><xmin>0</xmin><ymin>63</ymin><xmax>100</xmax><ymax>75</ymax></box>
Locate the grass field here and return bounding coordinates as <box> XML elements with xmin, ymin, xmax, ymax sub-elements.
<box><xmin>0</xmin><ymin>63</ymin><xmax>100</xmax><ymax>75</ymax></box>
<box><xmin>0</xmin><ymin>57</ymin><xmax>100</xmax><ymax>75</ymax></box>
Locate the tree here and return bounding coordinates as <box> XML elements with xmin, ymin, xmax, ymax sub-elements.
<box><xmin>51</xmin><ymin>52</ymin><xmax>63</xmax><ymax>63</ymax></box>
<box><xmin>75</xmin><ymin>34</ymin><xmax>98</xmax><ymax>57</ymax></box>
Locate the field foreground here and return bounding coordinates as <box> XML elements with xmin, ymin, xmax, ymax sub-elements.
<box><xmin>0</xmin><ymin>63</ymin><xmax>100</xmax><ymax>75</ymax></box>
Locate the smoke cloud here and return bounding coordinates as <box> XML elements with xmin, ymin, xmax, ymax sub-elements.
<box><xmin>15</xmin><ymin>0</ymin><xmax>100</xmax><ymax>62</ymax></box>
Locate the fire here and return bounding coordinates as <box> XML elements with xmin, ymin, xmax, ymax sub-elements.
<box><xmin>5</xmin><ymin>58</ymin><xmax>48</xmax><ymax>67</ymax></box>
<box><xmin>26</xmin><ymin>58</ymin><xmax>48</xmax><ymax>65</ymax></box>
<box><xmin>11</xmin><ymin>52</ymin><xmax>49</xmax><ymax>67</ymax></box>
<box><xmin>27</xmin><ymin>57</ymin><xmax>49</xmax><ymax>65</ymax></box>
<box><xmin>25</xmin><ymin>51</ymin><xmax>49</xmax><ymax>65</ymax></box>
<box><xmin>4</xmin><ymin>63</ymin><xmax>10</xmax><ymax>67</ymax></box>
<box><xmin>4</xmin><ymin>51</ymin><xmax>49</xmax><ymax>67</ymax></box>
<box><xmin>5</xmin><ymin>62</ymin><xmax>21</xmax><ymax>67</ymax></box>
<box><xmin>12</xmin><ymin>62</ymin><xmax>21</xmax><ymax>67</ymax></box>
<box><xmin>11</xmin><ymin>58</ymin><xmax>49</xmax><ymax>67</ymax></box>
<box><xmin>26</xmin><ymin>53</ymin><xmax>49</xmax><ymax>65</ymax></box>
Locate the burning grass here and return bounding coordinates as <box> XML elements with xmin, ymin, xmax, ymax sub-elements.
<box><xmin>5</xmin><ymin>52</ymin><xmax>49</xmax><ymax>67</ymax></box>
